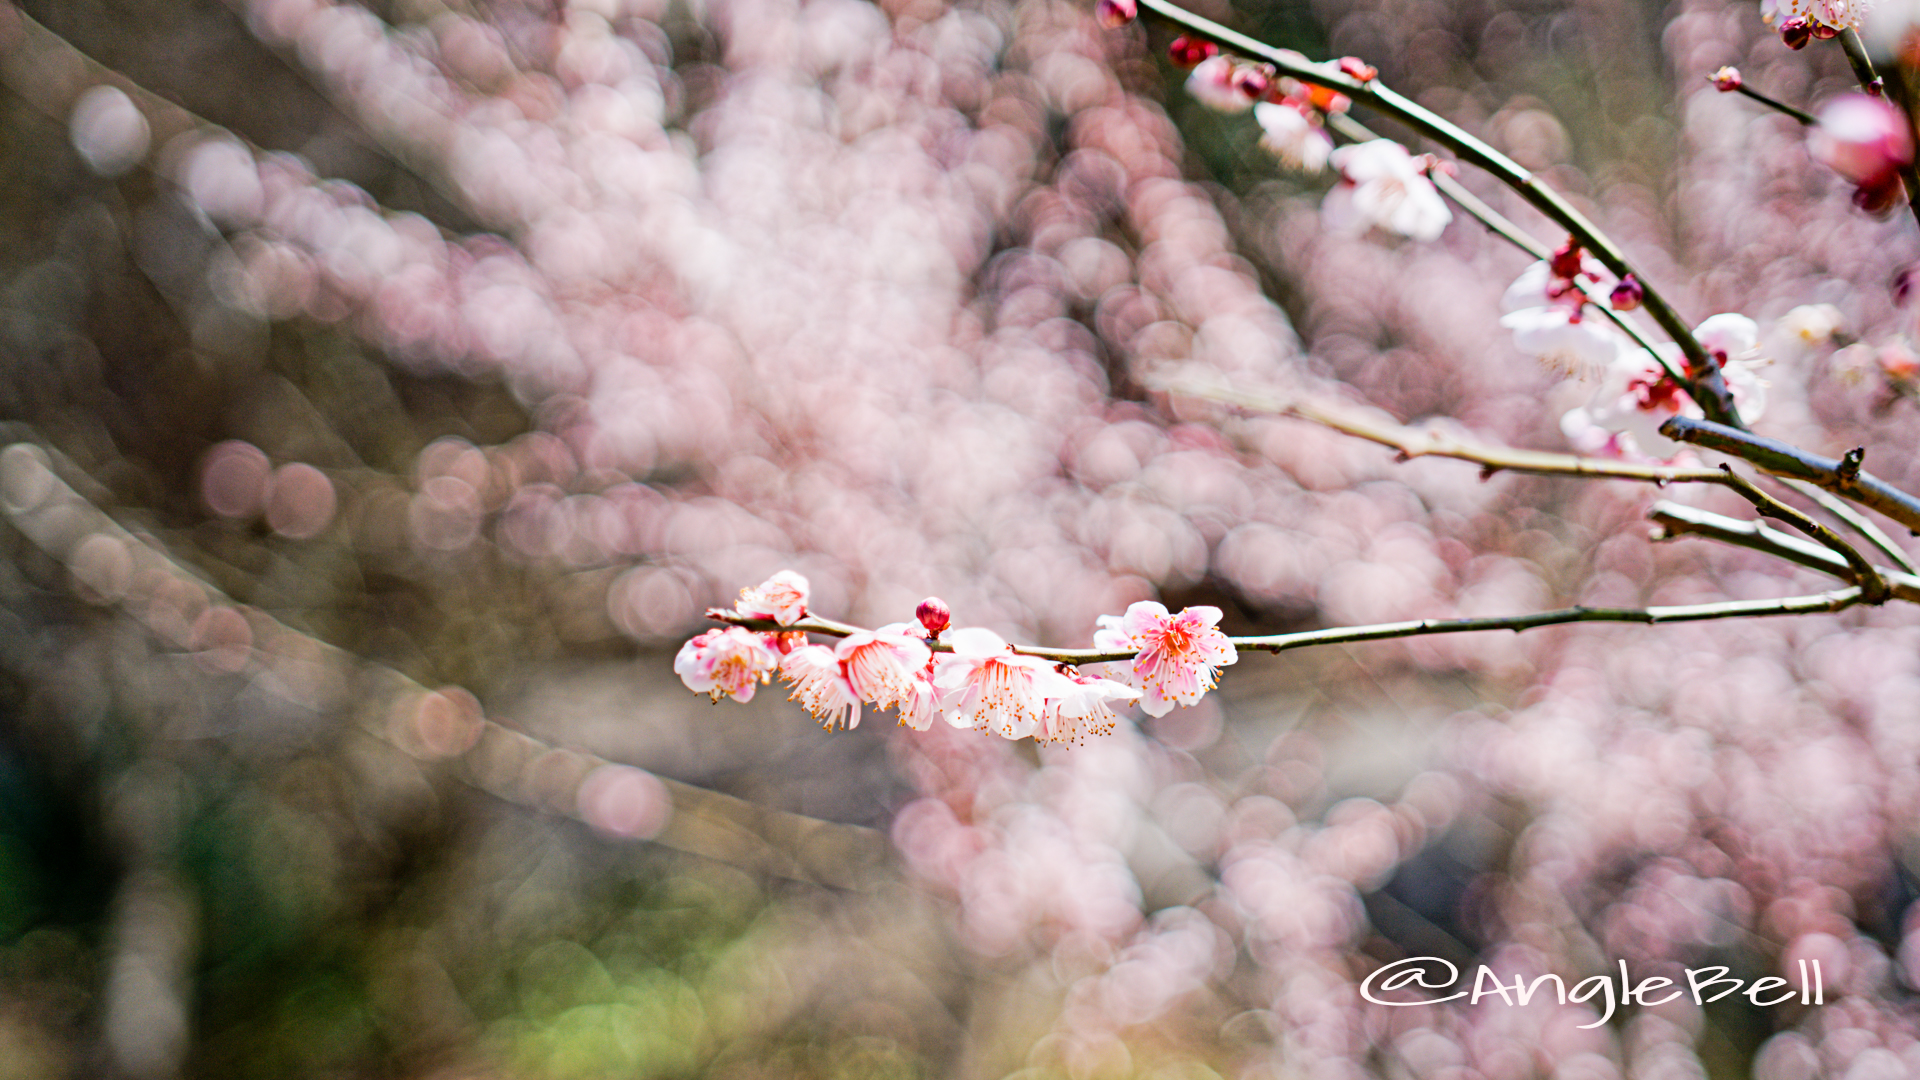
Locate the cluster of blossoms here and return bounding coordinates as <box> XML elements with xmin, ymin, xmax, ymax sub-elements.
<box><xmin>676</xmin><ymin>573</ymin><xmax>1237</xmax><ymax>743</ymax></box>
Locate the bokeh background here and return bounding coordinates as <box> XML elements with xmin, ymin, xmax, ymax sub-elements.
<box><xmin>1</xmin><ymin>0</ymin><xmax>1919</xmax><ymax>1075</ymax></box>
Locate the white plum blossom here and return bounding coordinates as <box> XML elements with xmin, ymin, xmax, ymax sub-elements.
<box><xmin>1561</xmin><ymin>315</ymin><xmax>1769</xmax><ymax>460</ymax></box>
<box><xmin>1499</xmin><ymin>256</ymin><xmax>1626</xmax><ymax>378</ymax></box>
<box><xmin>934</xmin><ymin>627</ymin><xmax>1076</xmax><ymax>740</ymax></box>
<box><xmin>1323</xmin><ymin>140</ymin><xmax>1451</xmax><ymax>242</ymax></box>
<box><xmin>1038</xmin><ymin>669</ymin><xmax>1141</xmax><ymax>743</ymax></box>
<box><xmin>1254</xmin><ymin>102</ymin><xmax>1332</xmax><ymax>173</ymax></box>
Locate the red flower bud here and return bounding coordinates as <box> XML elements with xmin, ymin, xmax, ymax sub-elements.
<box><xmin>1337</xmin><ymin>56</ymin><xmax>1377</xmax><ymax>83</ymax></box>
<box><xmin>1709</xmin><ymin>66</ymin><xmax>1742</xmax><ymax>92</ymax></box>
<box><xmin>1094</xmin><ymin>0</ymin><xmax>1136</xmax><ymax>29</ymax></box>
<box><xmin>1548</xmin><ymin>239</ymin><xmax>1585</xmax><ymax>282</ymax></box>
<box><xmin>1779</xmin><ymin>16</ymin><xmax>1813</xmax><ymax>49</ymax></box>
<box><xmin>1168</xmin><ymin>36</ymin><xmax>1217</xmax><ymax>68</ymax></box>
<box><xmin>916</xmin><ymin>597</ymin><xmax>952</xmax><ymax>635</ymax></box>
<box><xmin>1609</xmin><ymin>275</ymin><xmax>1644</xmax><ymax>311</ymax></box>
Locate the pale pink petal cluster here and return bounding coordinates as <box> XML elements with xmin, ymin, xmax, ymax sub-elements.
<box><xmin>674</xmin><ymin>627</ymin><xmax>779</xmax><ymax>703</ymax></box>
<box><xmin>781</xmin><ymin>644</ymin><xmax>862</xmax><ymax>730</ymax></box>
<box><xmin>934</xmin><ymin>627</ymin><xmax>1076</xmax><ymax>740</ymax></box>
<box><xmin>734</xmin><ymin>570</ymin><xmax>810</xmax><ymax>625</ymax></box>
<box><xmin>1253</xmin><ymin>102</ymin><xmax>1332</xmax><ymax>174</ymax></box>
<box><xmin>1092</xmin><ymin>602</ymin><xmax>1236</xmax><ymax>717</ymax></box>
<box><xmin>836</xmin><ymin>626</ymin><xmax>933</xmax><ymax>712</ymax></box>
<box><xmin>1322</xmin><ymin>140</ymin><xmax>1451</xmax><ymax>242</ymax></box>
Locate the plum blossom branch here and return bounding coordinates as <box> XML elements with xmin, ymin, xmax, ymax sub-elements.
<box><xmin>1658</xmin><ymin>416</ymin><xmax>1920</xmax><ymax>535</ymax></box>
<box><xmin>1130</xmin><ymin>0</ymin><xmax>1741</xmax><ymax>426</ymax></box>
<box><xmin>1321</xmin><ymin>110</ymin><xmax>1687</xmax><ymax>385</ymax></box>
<box><xmin>712</xmin><ymin>590</ymin><xmax>1870</xmax><ymax>663</ymax></box>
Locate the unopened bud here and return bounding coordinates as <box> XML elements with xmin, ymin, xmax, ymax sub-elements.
<box><xmin>1337</xmin><ymin>56</ymin><xmax>1378</xmax><ymax>83</ymax></box>
<box><xmin>1709</xmin><ymin>66</ymin><xmax>1742</xmax><ymax>92</ymax></box>
<box><xmin>1168</xmin><ymin>36</ymin><xmax>1217</xmax><ymax>68</ymax></box>
<box><xmin>916</xmin><ymin>597</ymin><xmax>952</xmax><ymax>635</ymax></box>
<box><xmin>1779</xmin><ymin>16</ymin><xmax>1813</xmax><ymax>49</ymax></box>
<box><xmin>1094</xmin><ymin>0</ymin><xmax>1136</xmax><ymax>29</ymax></box>
<box><xmin>1609</xmin><ymin>275</ymin><xmax>1644</xmax><ymax>310</ymax></box>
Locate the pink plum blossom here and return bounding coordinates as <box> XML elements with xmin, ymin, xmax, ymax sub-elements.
<box><xmin>734</xmin><ymin>570</ymin><xmax>810</xmax><ymax>625</ymax></box>
<box><xmin>1254</xmin><ymin>102</ymin><xmax>1332</xmax><ymax>174</ymax></box>
<box><xmin>836</xmin><ymin>625</ymin><xmax>933</xmax><ymax>711</ymax></box>
<box><xmin>674</xmin><ymin>627</ymin><xmax>779</xmax><ymax>702</ymax></box>
<box><xmin>934</xmin><ymin>627</ymin><xmax>1076</xmax><ymax>740</ymax></box>
<box><xmin>1092</xmin><ymin>602</ymin><xmax>1236</xmax><ymax>717</ymax></box>
<box><xmin>781</xmin><ymin>644</ymin><xmax>862</xmax><ymax>730</ymax></box>
<box><xmin>1323</xmin><ymin>140</ymin><xmax>1451</xmax><ymax>242</ymax></box>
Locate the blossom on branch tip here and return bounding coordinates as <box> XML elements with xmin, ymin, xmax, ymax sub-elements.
<box><xmin>1093</xmin><ymin>602</ymin><xmax>1236</xmax><ymax>717</ymax></box>
<box><xmin>1710</xmin><ymin>67</ymin><xmax>1743</xmax><ymax>92</ymax></box>
<box><xmin>933</xmin><ymin>627</ymin><xmax>1074</xmax><ymax>740</ymax></box>
<box><xmin>1254</xmin><ymin>102</ymin><xmax>1333</xmax><ymax>173</ymax></box>
<box><xmin>735</xmin><ymin>570</ymin><xmax>810</xmax><ymax>625</ymax></box>
<box><xmin>1323</xmin><ymin>140</ymin><xmax>1451</xmax><ymax>242</ymax></box>
<box><xmin>675</xmin><ymin>627</ymin><xmax>779</xmax><ymax>703</ymax></box>
<box><xmin>782</xmin><ymin>644</ymin><xmax>862</xmax><ymax>730</ymax></box>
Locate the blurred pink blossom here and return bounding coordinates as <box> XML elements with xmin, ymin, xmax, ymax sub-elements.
<box><xmin>674</xmin><ymin>626</ymin><xmax>778</xmax><ymax>702</ymax></box>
